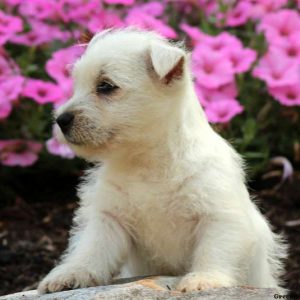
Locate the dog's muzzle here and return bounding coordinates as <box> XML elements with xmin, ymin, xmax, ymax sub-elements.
<box><xmin>56</xmin><ymin>112</ymin><xmax>74</xmax><ymax>134</ymax></box>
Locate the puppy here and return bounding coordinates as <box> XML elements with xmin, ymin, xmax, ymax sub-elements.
<box><xmin>38</xmin><ymin>28</ymin><xmax>287</xmax><ymax>294</ymax></box>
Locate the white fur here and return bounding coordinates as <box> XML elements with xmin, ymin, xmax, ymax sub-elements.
<box><xmin>38</xmin><ymin>29</ymin><xmax>287</xmax><ymax>294</ymax></box>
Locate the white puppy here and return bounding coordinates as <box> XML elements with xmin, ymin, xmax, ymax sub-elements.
<box><xmin>38</xmin><ymin>28</ymin><xmax>287</xmax><ymax>294</ymax></box>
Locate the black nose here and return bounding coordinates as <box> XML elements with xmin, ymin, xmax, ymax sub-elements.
<box><xmin>56</xmin><ymin>112</ymin><xmax>74</xmax><ymax>133</ymax></box>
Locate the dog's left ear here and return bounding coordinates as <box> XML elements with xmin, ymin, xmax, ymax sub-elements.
<box><xmin>149</xmin><ymin>41</ymin><xmax>185</xmax><ymax>84</ymax></box>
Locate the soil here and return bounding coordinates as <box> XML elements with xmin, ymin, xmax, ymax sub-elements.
<box><xmin>0</xmin><ymin>169</ymin><xmax>299</xmax><ymax>297</ymax></box>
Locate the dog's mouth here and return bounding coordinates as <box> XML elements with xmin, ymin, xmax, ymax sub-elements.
<box><xmin>63</xmin><ymin>127</ymin><xmax>116</xmax><ymax>148</ymax></box>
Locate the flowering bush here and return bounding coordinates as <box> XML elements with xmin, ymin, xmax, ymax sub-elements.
<box><xmin>0</xmin><ymin>0</ymin><xmax>300</xmax><ymax>176</ymax></box>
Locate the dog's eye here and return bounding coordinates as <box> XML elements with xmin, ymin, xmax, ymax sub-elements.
<box><xmin>96</xmin><ymin>81</ymin><xmax>118</xmax><ymax>95</ymax></box>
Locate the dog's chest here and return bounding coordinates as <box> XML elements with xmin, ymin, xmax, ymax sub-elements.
<box><xmin>114</xmin><ymin>181</ymin><xmax>199</xmax><ymax>268</ymax></box>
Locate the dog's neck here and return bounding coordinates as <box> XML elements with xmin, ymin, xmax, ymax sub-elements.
<box><xmin>105</xmin><ymin>83</ymin><xmax>212</xmax><ymax>179</ymax></box>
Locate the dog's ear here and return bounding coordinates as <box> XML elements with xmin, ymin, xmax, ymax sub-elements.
<box><xmin>149</xmin><ymin>41</ymin><xmax>185</xmax><ymax>84</ymax></box>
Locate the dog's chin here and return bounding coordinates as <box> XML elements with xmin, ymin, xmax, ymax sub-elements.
<box><xmin>69</xmin><ymin>144</ymin><xmax>107</xmax><ymax>161</ymax></box>
<box><xmin>56</xmin><ymin>126</ymin><xmax>118</xmax><ymax>161</ymax></box>
<box><xmin>63</xmin><ymin>135</ymin><xmax>114</xmax><ymax>162</ymax></box>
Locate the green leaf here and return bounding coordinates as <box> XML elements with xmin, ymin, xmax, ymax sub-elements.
<box><xmin>242</xmin><ymin>118</ymin><xmax>257</xmax><ymax>147</ymax></box>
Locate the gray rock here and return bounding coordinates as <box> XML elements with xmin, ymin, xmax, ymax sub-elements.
<box><xmin>0</xmin><ymin>276</ymin><xmax>279</xmax><ymax>300</ymax></box>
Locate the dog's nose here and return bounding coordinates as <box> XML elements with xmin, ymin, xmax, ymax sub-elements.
<box><xmin>56</xmin><ymin>112</ymin><xmax>74</xmax><ymax>133</ymax></box>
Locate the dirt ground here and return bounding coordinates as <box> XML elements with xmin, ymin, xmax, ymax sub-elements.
<box><xmin>0</xmin><ymin>170</ymin><xmax>299</xmax><ymax>297</ymax></box>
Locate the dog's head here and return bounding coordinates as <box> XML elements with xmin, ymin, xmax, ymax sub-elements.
<box><xmin>56</xmin><ymin>29</ymin><xmax>189</xmax><ymax>160</ymax></box>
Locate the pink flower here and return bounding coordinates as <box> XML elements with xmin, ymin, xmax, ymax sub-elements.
<box><xmin>199</xmin><ymin>32</ymin><xmax>242</xmax><ymax>54</ymax></box>
<box><xmin>0</xmin><ymin>74</ymin><xmax>24</xmax><ymax>119</ymax></box>
<box><xmin>192</xmin><ymin>47</ymin><xmax>234</xmax><ymax>88</ymax></box>
<box><xmin>249</xmin><ymin>0</ymin><xmax>289</xmax><ymax>19</ymax></box>
<box><xmin>57</xmin><ymin>0</ymin><xmax>83</xmax><ymax>23</ymax></box>
<box><xmin>46</xmin><ymin>46</ymin><xmax>83</xmax><ymax>101</ymax></box>
<box><xmin>269</xmin><ymin>85</ymin><xmax>300</xmax><ymax>106</ymax></box>
<box><xmin>4</xmin><ymin>0</ymin><xmax>22</xmax><ymax>6</ymax></box>
<box><xmin>134</xmin><ymin>2</ymin><xmax>163</xmax><ymax>16</ymax></box>
<box><xmin>0</xmin><ymin>91</ymin><xmax>12</xmax><ymax>119</ymax></box>
<box><xmin>195</xmin><ymin>82</ymin><xmax>238</xmax><ymax>107</ymax></box>
<box><xmin>180</xmin><ymin>24</ymin><xmax>206</xmax><ymax>46</ymax></box>
<box><xmin>182</xmin><ymin>25</ymin><xmax>245</xmax><ymax>52</ymax></box>
<box><xmin>11</xmin><ymin>20</ymin><xmax>70</xmax><ymax>46</ymax></box>
<box><xmin>252</xmin><ymin>48</ymin><xmax>300</xmax><ymax>87</ymax></box>
<box><xmin>0</xmin><ymin>75</ymin><xmax>24</xmax><ymax>101</ymax></box>
<box><xmin>104</xmin><ymin>0</ymin><xmax>134</xmax><ymax>5</ymax></box>
<box><xmin>0</xmin><ymin>56</ymin><xmax>15</xmax><ymax>79</ymax></box>
<box><xmin>0</xmin><ymin>54</ymin><xmax>22</xmax><ymax>82</ymax></box>
<box><xmin>61</xmin><ymin>0</ymin><xmax>103</xmax><ymax>27</ymax></box>
<box><xmin>198</xmin><ymin>0</ymin><xmax>218</xmax><ymax>16</ymax></box>
<box><xmin>46</xmin><ymin>46</ymin><xmax>83</xmax><ymax>83</ymax></box>
<box><xmin>271</xmin><ymin>36</ymin><xmax>300</xmax><ymax>61</ymax></box>
<box><xmin>46</xmin><ymin>137</ymin><xmax>75</xmax><ymax>159</ymax></box>
<box><xmin>22</xmin><ymin>79</ymin><xmax>64</xmax><ymax>105</ymax></box>
<box><xmin>0</xmin><ymin>55</ymin><xmax>23</xmax><ymax>112</ymax></box>
<box><xmin>226</xmin><ymin>2</ymin><xmax>252</xmax><ymax>27</ymax></box>
<box><xmin>19</xmin><ymin>0</ymin><xmax>57</xmax><ymax>20</ymax></box>
<box><xmin>87</xmin><ymin>10</ymin><xmax>123</xmax><ymax>34</ymax></box>
<box><xmin>258</xmin><ymin>9</ymin><xmax>300</xmax><ymax>43</ymax></box>
<box><xmin>0</xmin><ymin>140</ymin><xmax>42</xmax><ymax>167</ymax></box>
<box><xmin>223</xmin><ymin>47</ymin><xmax>257</xmax><ymax>73</ymax></box>
<box><xmin>0</xmin><ymin>11</ymin><xmax>23</xmax><ymax>45</ymax></box>
<box><xmin>205</xmin><ymin>99</ymin><xmax>244</xmax><ymax>123</ymax></box>
<box><xmin>126</xmin><ymin>3</ymin><xmax>177</xmax><ymax>38</ymax></box>
<box><xmin>57</xmin><ymin>0</ymin><xmax>101</xmax><ymax>24</ymax></box>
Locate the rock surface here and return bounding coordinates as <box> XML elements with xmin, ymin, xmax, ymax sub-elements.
<box><xmin>0</xmin><ymin>276</ymin><xmax>279</xmax><ymax>300</ymax></box>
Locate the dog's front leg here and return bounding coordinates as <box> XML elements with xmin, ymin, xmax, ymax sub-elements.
<box><xmin>177</xmin><ymin>217</ymin><xmax>249</xmax><ymax>292</ymax></box>
<box><xmin>38</xmin><ymin>210</ymin><xmax>131</xmax><ymax>294</ymax></box>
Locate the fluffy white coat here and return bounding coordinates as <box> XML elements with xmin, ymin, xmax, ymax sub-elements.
<box><xmin>38</xmin><ymin>29</ymin><xmax>287</xmax><ymax>294</ymax></box>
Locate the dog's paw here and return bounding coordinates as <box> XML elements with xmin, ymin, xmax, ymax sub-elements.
<box><xmin>38</xmin><ymin>264</ymin><xmax>102</xmax><ymax>294</ymax></box>
<box><xmin>176</xmin><ymin>271</ymin><xmax>235</xmax><ymax>292</ymax></box>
